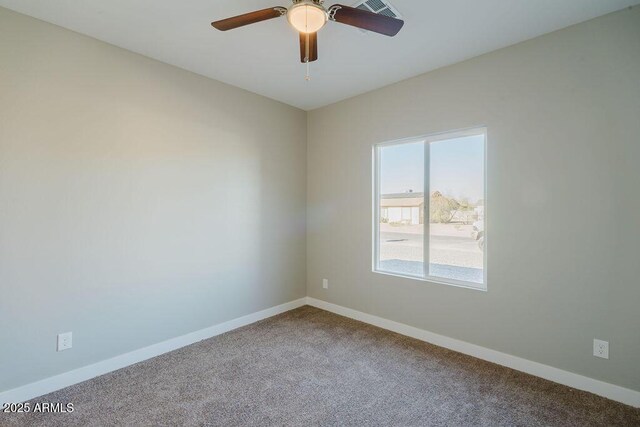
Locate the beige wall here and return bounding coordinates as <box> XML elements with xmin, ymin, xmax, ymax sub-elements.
<box><xmin>307</xmin><ymin>7</ymin><xmax>640</xmax><ymax>392</ymax></box>
<box><xmin>0</xmin><ymin>7</ymin><xmax>306</xmax><ymax>392</ymax></box>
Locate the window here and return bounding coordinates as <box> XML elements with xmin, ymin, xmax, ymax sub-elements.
<box><xmin>373</xmin><ymin>128</ymin><xmax>487</xmax><ymax>290</ymax></box>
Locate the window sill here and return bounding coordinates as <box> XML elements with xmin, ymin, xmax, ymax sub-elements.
<box><xmin>372</xmin><ymin>269</ymin><xmax>487</xmax><ymax>292</ymax></box>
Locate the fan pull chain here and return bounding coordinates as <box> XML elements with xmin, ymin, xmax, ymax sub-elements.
<box><xmin>305</xmin><ymin>60</ymin><xmax>311</xmax><ymax>81</ymax></box>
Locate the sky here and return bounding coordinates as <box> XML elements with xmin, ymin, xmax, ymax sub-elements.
<box><xmin>380</xmin><ymin>134</ymin><xmax>485</xmax><ymax>203</ymax></box>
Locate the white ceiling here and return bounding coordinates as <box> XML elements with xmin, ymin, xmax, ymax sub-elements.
<box><xmin>1</xmin><ymin>0</ymin><xmax>637</xmax><ymax>110</ymax></box>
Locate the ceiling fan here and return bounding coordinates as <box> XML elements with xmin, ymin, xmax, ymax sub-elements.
<box><xmin>211</xmin><ymin>0</ymin><xmax>404</xmax><ymax>65</ymax></box>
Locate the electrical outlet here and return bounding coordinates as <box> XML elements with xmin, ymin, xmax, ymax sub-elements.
<box><xmin>593</xmin><ymin>339</ymin><xmax>609</xmax><ymax>359</ymax></box>
<box><xmin>57</xmin><ymin>332</ymin><xmax>73</xmax><ymax>352</ymax></box>
<box><xmin>322</xmin><ymin>278</ymin><xmax>329</xmax><ymax>289</ymax></box>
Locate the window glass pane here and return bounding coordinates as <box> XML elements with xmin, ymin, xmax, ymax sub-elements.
<box><xmin>428</xmin><ymin>135</ymin><xmax>485</xmax><ymax>284</ymax></box>
<box><xmin>378</xmin><ymin>142</ymin><xmax>424</xmax><ymax>277</ymax></box>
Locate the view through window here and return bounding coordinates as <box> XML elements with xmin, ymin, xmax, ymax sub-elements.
<box><xmin>374</xmin><ymin>129</ymin><xmax>486</xmax><ymax>289</ymax></box>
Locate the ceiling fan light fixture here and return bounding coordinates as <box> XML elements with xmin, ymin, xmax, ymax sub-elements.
<box><xmin>287</xmin><ymin>1</ymin><xmax>328</xmax><ymax>34</ymax></box>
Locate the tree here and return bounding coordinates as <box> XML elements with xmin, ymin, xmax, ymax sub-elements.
<box><xmin>430</xmin><ymin>191</ymin><xmax>460</xmax><ymax>223</ymax></box>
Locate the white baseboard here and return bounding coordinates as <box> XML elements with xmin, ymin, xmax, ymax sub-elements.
<box><xmin>4</xmin><ymin>297</ymin><xmax>638</xmax><ymax>408</ymax></box>
<box><xmin>0</xmin><ymin>298</ymin><xmax>307</xmax><ymax>405</ymax></box>
<box><xmin>305</xmin><ymin>297</ymin><xmax>640</xmax><ymax>408</ymax></box>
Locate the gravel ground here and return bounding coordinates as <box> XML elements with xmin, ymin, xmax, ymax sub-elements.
<box><xmin>379</xmin><ymin>260</ymin><xmax>484</xmax><ymax>284</ymax></box>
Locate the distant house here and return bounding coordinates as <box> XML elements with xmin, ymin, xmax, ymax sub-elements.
<box><xmin>380</xmin><ymin>192</ymin><xmax>424</xmax><ymax>225</ymax></box>
<box><xmin>382</xmin><ymin>193</ymin><xmax>483</xmax><ymax>225</ymax></box>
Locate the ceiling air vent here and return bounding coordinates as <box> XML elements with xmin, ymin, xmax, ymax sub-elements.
<box><xmin>352</xmin><ymin>0</ymin><xmax>402</xmax><ymax>20</ymax></box>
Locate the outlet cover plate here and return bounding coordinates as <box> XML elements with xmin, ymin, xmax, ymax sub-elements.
<box><xmin>593</xmin><ymin>339</ymin><xmax>609</xmax><ymax>359</ymax></box>
<box><xmin>57</xmin><ymin>332</ymin><xmax>73</xmax><ymax>352</ymax></box>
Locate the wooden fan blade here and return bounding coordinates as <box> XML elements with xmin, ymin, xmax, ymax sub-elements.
<box><xmin>212</xmin><ymin>7</ymin><xmax>287</xmax><ymax>31</ymax></box>
<box><xmin>299</xmin><ymin>32</ymin><xmax>318</xmax><ymax>63</ymax></box>
<box><xmin>329</xmin><ymin>5</ymin><xmax>404</xmax><ymax>36</ymax></box>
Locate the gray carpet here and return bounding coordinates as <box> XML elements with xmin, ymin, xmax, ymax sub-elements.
<box><xmin>3</xmin><ymin>306</ymin><xmax>639</xmax><ymax>426</ymax></box>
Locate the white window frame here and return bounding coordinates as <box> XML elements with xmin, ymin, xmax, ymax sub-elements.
<box><xmin>372</xmin><ymin>127</ymin><xmax>488</xmax><ymax>291</ymax></box>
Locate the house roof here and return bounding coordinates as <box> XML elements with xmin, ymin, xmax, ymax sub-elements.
<box><xmin>381</xmin><ymin>193</ymin><xmax>424</xmax><ymax>208</ymax></box>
